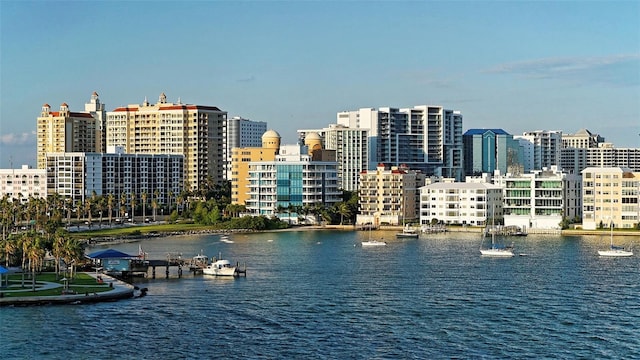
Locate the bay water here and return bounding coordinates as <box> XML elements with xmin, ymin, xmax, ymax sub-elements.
<box><xmin>2</xmin><ymin>230</ymin><xmax>639</xmax><ymax>359</ymax></box>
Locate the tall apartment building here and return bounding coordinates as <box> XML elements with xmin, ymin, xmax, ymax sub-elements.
<box><xmin>581</xmin><ymin>167</ymin><xmax>640</xmax><ymax>230</ymax></box>
<box><xmin>84</xmin><ymin>92</ymin><xmax>107</xmax><ymax>152</ymax></box>
<box><xmin>225</xmin><ymin>117</ymin><xmax>267</xmax><ymax>180</ymax></box>
<box><xmin>561</xmin><ymin>144</ymin><xmax>640</xmax><ymax>173</ymax></box>
<box><xmin>106</xmin><ymin>93</ymin><xmax>227</xmax><ymax>191</ymax></box>
<box><xmin>357</xmin><ymin>164</ymin><xmax>425</xmax><ymax>226</ymax></box>
<box><xmin>493</xmin><ymin>166</ymin><xmax>582</xmax><ymax>230</ymax></box>
<box><xmin>230</xmin><ymin>130</ymin><xmax>280</xmax><ymax>205</ymax></box>
<box><xmin>245</xmin><ymin>144</ymin><xmax>341</xmax><ymax>221</ymax></box>
<box><xmin>562</xmin><ymin>128</ymin><xmax>605</xmax><ymax>149</ymax></box>
<box><xmin>0</xmin><ymin>165</ymin><xmax>47</xmax><ymax>202</ymax></box>
<box><xmin>298</xmin><ymin>124</ymin><xmax>369</xmax><ymax>192</ymax></box>
<box><xmin>514</xmin><ymin>130</ymin><xmax>562</xmax><ymax>172</ymax></box>
<box><xmin>46</xmin><ymin>152</ymin><xmax>183</xmax><ymax>213</ymax></box>
<box><xmin>419</xmin><ymin>180</ymin><xmax>503</xmax><ymax>227</ymax></box>
<box><xmin>463</xmin><ymin>129</ymin><xmax>523</xmax><ymax>176</ymax></box>
<box><xmin>337</xmin><ymin>105</ymin><xmax>463</xmax><ymax>180</ymax></box>
<box><xmin>37</xmin><ymin>102</ymin><xmax>99</xmax><ymax>169</ymax></box>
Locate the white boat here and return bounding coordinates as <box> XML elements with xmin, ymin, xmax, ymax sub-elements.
<box><xmin>361</xmin><ymin>240</ymin><xmax>387</xmax><ymax>247</ymax></box>
<box><xmin>396</xmin><ymin>227</ymin><xmax>418</xmax><ymax>239</ymax></box>
<box><xmin>598</xmin><ymin>222</ymin><xmax>633</xmax><ymax>257</ymax></box>
<box><xmin>203</xmin><ymin>258</ymin><xmax>239</xmax><ymax>276</ymax></box>
<box><xmin>480</xmin><ymin>205</ymin><xmax>514</xmax><ymax>257</ymax></box>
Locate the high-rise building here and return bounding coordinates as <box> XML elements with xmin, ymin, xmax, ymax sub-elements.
<box><xmin>463</xmin><ymin>129</ymin><xmax>523</xmax><ymax>176</ymax></box>
<box><xmin>36</xmin><ymin>102</ymin><xmax>99</xmax><ymax>169</ymax></box>
<box><xmin>298</xmin><ymin>124</ymin><xmax>369</xmax><ymax>191</ymax></box>
<box><xmin>46</xmin><ymin>152</ymin><xmax>183</xmax><ymax>214</ymax></box>
<box><xmin>581</xmin><ymin>167</ymin><xmax>639</xmax><ymax>230</ymax></box>
<box><xmin>561</xmin><ymin>143</ymin><xmax>640</xmax><ymax>173</ymax></box>
<box><xmin>0</xmin><ymin>165</ymin><xmax>47</xmax><ymax>202</ymax></box>
<box><xmin>561</xmin><ymin>128</ymin><xmax>605</xmax><ymax>149</ymax></box>
<box><xmin>514</xmin><ymin>130</ymin><xmax>562</xmax><ymax>171</ymax></box>
<box><xmin>225</xmin><ymin>117</ymin><xmax>267</xmax><ymax>180</ymax></box>
<box><xmin>84</xmin><ymin>92</ymin><xmax>107</xmax><ymax>153</ymax></box>
<box><xmin>337</xmin><ymin>105</ymin><xmax>463</xmax><ymax>180</ymax></box>
<box><xmin>245</xmin><ymin>144</ymin><xmax>341</xmax><ymax>222</ymax></box>
<box><xmin>357</xmin><ymin>164</ymin><xmax>425</xmax><ymax>226</ymax></box>
<box><xmin>230</xmin><ymin>130</ymin><xmax>280</xmax><ymax>205</ymax></box>
<box><xmin>106</xmin><ymin>93</ymin><xmax>227</xmax><ymax>191</ymax></box>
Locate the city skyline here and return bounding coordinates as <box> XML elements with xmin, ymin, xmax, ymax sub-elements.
<box><xmin>1</xmin><ymin>1</ymin><xmax>639</xmax><ymax>168</ymax></box>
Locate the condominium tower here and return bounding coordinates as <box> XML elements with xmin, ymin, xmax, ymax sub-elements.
<box><xmin>225</xmin><ymin>117</ymin><xmax>267</xmax><ymax>180</ymax></box>
<box><xmin>337</xmin><ymin>105</ymin><xmax>463</xmax><ymax>180</ymax></box>
<box><xmin>106</xmin><ymin>93</ymin><xmax>227</xmax><ymax>191</ymax></box>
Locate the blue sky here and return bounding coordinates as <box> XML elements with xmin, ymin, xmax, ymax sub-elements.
<box><xmin>1</xmin><ymin>1</ymin><xmax>639</xmax><ymax>168</ymax></box>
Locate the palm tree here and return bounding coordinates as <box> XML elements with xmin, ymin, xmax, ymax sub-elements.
<box><xmin>130</xmin><ymin>192</ymin><xmax>137</xmax><ymax>222</ymax></box>
<box><xmin>337</xmin><ymin>202</ymin><xmax>351</xmax><ymax>225</ymax></box>
<box><xmin>141</xmin><ymin>192</ymin><xmax>148</xmax><ymax>222</ymax></box>
<box><xmin>52</xmin><ymin>229</ymin><xmax>66</xmax><ymax>278</ymax></box>
<box><xmin>1</xmin><ymin>234</ymin><xmax>18</xmax><ymax>267</ymax></box>
<box><xmin>151</xmin><ymin>198</ymin><xmax>158</xmax><ymax>222</ymax></box>
<box><xmin>107</xmin><ymin>193</ymin><xmax>115</xmax><ymax>225</ymax></box>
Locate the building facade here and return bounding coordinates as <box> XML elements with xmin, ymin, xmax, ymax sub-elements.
<box><xmin>561</xmin><ymin>144</ymin><xmax>640</xmax><ymax>174</ymax></box>
<box><xmin>357</xmin><ymin>164</ymin><xmax>425</xmax><ymax>226</ymax></box>
<box><xmin>463</xmin><ymin>129</ymin><xmax>523</xmax><ymax>177</ymax></box>
<box><xmin>230</xmin><ymin>130</ymin><xmax>280</xmax><ymax>205</ymax></box>
<box><xmin>337</xmin><ymin>105</ymin><xmax>463</xmax><ymax>180</ymax></box>
<box><xmin>298</xmin><ymin>124</ymin><xmax>369</xmax><ymax>192</ymax></box>
<box><xmin>419</xmin><ymin>180</ymin><xmax>503</xmax><ymax>227</ymax></box>
<box><xmin>0</xmin><ymin>165</ymin><xmax>47</xmax><ymax>202</ymax></box>
<box><xmin>493</xmin><ymin>166</ymin><xmax>582</xmax><ymax>230</ymax></box>
<box><xmin>45</xmin><ymin>152</ymin><xmax>184</xmax><ymax>216</ymax></box>
<box><xmin>245</xmin><ymin>144</ymin><xmax>341</xmax><ymax>222</ymax></box>
<box><xmin>225</xmin><ymin>117</ymin><xmax>267</xmax><ymax>180</ymax></box>
<box><xmin>84</xmin><ymin>92</ymin><xmax>107</xmax><ymax>153</ymax></box>
<box><xmin>514</xmin><ymin>130</ymin><xmax>562</xmax><ymax>171</ymax></box>
<box><xmin>106</xmin><ymin>93</ymin><xmax>227</xmax><ymax>191</ymax></box>
<box><xmin>581</xmin><ymin>167</ymin><xmax>640</xmax><ymax>230</ymax></box>
<box><xmin>37</xmin><ymin>103</ymin><xmax>99</xmax><ymax>169</ymax></box>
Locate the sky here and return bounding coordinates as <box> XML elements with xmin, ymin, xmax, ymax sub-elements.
<box><xmin>1</xmin><ymin>1</ymin><xmax>639</xmax><ymax>168</ymax></box>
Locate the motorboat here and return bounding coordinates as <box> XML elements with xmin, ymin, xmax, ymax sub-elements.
<box><xmin>396</xmin><ymin>227</ymin><xmax>418</xmax><ymax>239</ymax></box>
<box><xmin>203</xmin><ymin>257</ymin><xmax>239</xmax><ymax>276</ymax></box>
<box><xmin>361</xmin><ymin>240</ymin><xmax>387</xmax><ymax>247</ymax></box>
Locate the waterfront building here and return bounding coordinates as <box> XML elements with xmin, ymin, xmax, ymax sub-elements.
<box><xmin>230</xmin><ymin>130</ymin><xmax>280</xmax><ymax>205</ymax></box>
<box><xmin>561</xmin><ymin>128</ymin><xmax>605</xmax><ymax>149</ymax></box>
<box><xmin>84</xmin><ymin>92</ymin><xmax>107</xmax><ymax>153</ymax></box>
<box><xmin>561</xmin><ymin>143</ymin><xmax>640</xmax><ymax>173</ymax></box>
<box><xmin>245</xmin><ymin>144</ymin><xmax>341</xmax><ymax>223</ymax></box>
<box><xmin>581</xmin><ymin>167</ymin><xmax>640</xmax><ymax>230</ymax></box>
<box><xmin>106</xmin><ymin>93</ymin><xmax>226</xmax><ymax>191</ymax></box>
<box><xmin>225</xmin><ymin>117</ymin><xmax>267</xmax><ymax>180</ymax></box>
<box><xmin>298</xmin><ymin>124</ymin><xmax>369</xmax><ymax>191</ymax></box>
<box><xmin>419</xmin><ymin>180</ymin><xmax>503</xmax><ymax>227</ymax></box>
<box><xmin>463</xmin><ymin>129</ymin><xmax>524</xmax><ymax>177</ymax></box>
<box><xmin>357</xmin><ymin>164</ymin><xmax>426</xmax><ymax>226</ymax></box>
<box><xmin>493</xmin><ymin>166</ymin><xmax>582</xmax><ymax>230</ymax></box>
<box><xmin>37</xmin><ymin>102</ymin><xmax>99</xmax><ymax>169</ymax></box>
<box><xmin>514</xmin><ymin>130</ymin><xmax>562</xmax><ymax>171</ymax></box>
<box><xmin>337</xmin><ymin>105</ymin><xmax>463</xmax><ymax>180</ymax></box>
<box><xmin>45</xmin><ymin>151</ymin><xmax>183</xmax><ymax>216</ymax></box>
<box><xmin>0</xmin><ymin>165</ymin><xmax>47</xmax><ymax>202</ymax></box>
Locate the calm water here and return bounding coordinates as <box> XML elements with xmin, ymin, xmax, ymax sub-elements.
<box><xmin>2</xmin><ymin>230</ymin><xmax>640</xmax><ymax>359</ymax></box>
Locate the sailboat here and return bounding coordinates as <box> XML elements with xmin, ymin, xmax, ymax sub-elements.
<box><xmin>396</xmin><ymin>196</ymin><xmax>418</xmax><ymax>239</ymax></box>
<box><xmin>480</xmin><ymin>204</ymin><xmax>514</xmax><ymax>257</ymax></box>
<box><xmin>362</xmin><ymin>221</ymin><xmax>386</xmax><ymax>246</ymax></box>
<box><xmin>598</xmin><ymin>222</ymin><xmax>633</xmax><ymax>257</ymax></box>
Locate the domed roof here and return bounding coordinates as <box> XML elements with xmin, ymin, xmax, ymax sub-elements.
<box><xmin>305</xmin><ymin>132</ymin><xmax>321</xmax><ymax>140</ymax></box>
<box><xmin>262</xmin><ymin>129</ymin><xmax>281</xmax><ymax>139</ymax></box>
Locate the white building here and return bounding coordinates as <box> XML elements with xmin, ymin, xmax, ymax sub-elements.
<box><xmin>298</xmin><ymin>124</ymin><xmax>369</xmax><ymax>191</ymax></box>
<box><xmin>337</xmin><ymin>105</ymin><xmax>463</xmax><ymax>180</ymax></box>
<box><xmin>581</xmin><ymin>167</ymin><xmax>640</xmax><ymax>230</ymax></box>
<box><xmin>225</xmin><ymin>116</ymin><xmax>267</xmax><ymax>180</ymax></box>
<box><xmin>514</xmin><ymin>130</ymin><xmax>562</xmax><ymax>171</ymax></box>
<box><xmin>0</xmin><ymin>165</ymin><xmax>47</xmax><ymax>202</ymax></box>
<box><xmin>245</xmin><ymin>144</ymin><xmax>341</xmax><ymax>222</ymax></box>
<box><xmin>493</xmin><ymin>166</ymin><xmax>582</xmax><ymax>230</ymax></box>
<box><xmin>419</xmin><ymin>181</ymin><xmax>503</xmax><ymax>227</ymax></box>
<box><xmin>46</xmin><ymin>152</ymin><xmax>184</xmax><ymax>213</ymax></box>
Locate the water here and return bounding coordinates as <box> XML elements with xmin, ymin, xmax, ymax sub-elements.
<box><xmin>2</xmin><ymin>230</ymin><xmax>640</xmax><ymax>359</ymax></box>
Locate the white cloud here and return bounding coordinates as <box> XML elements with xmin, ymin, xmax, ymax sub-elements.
<box><xmin>0</xmin><ymin>131</ymin><xmax>36</xmax><ymax>145</ymax></box>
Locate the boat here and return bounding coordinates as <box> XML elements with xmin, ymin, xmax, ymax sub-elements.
<box><xmin>202</xmin><ymin>253</ymin><xmax>239</xmax><ymax>276</ymax></box>
<box><xmin>598</xmin><ymin>222</ymin><xmax>633</xmax><ymax>257</ymax></box>
<box><xmin>361</xmin><ymin>240</ymin><xmax>387</xmax><ymax>247</ymax></box>
<box><xmin>396</xmin><ymin>226</ymin><xmax>419</xmax><ymax>239</ymax></box>
<box><xmin>480</xmin><ymin>205</ymin><xmax>514</xmax><ymax>257</ymax></box>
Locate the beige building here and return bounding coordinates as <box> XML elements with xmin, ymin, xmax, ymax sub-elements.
<box><xmin>106</xmin><ymin>93</ymin><xmax>227</xmax><ymax>191</ymax></box>
<box><xmin>37</xmin><ymin>102</ymin><xmax>99</xmax><ymax>169</ymax></box>
<box><xmin>581</xmin><ymin>167</ymin><xmax>640</xmax><ymax>230</ymax></box>
<box><xmin>230</xmin><ymin>130</ymin><xmax>280</xmax><ymax>205</ymax></box>
<box><xmin>357</xmin><ymin>164</ymin><xmax>425</xmax><ymax>226</ymax></box>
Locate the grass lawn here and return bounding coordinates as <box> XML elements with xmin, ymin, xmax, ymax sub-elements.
<box><xmin>69</xmin><ymin>222</ymin><xmax>215</xmax><ymax>239</ymax></box>
<box><xmin>1</xmin><ymin>272</ymin><xmax>113</xmax><ymax>298</ymax></box>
